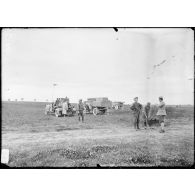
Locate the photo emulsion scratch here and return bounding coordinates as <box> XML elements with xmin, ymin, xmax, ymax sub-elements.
<box><xmin>1</xmin><ymin>28</ymin><xmax>194</xmax><ymax>168</ymax></box>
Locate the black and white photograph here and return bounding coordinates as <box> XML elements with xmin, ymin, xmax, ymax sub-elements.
<box><xmin>1</xmin><ymin>28</ymin><xmax>194</xmax><ymax>168</ymax></box>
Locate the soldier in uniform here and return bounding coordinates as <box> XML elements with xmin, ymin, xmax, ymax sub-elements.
<box><xmin>130</xmin><ymin>97</ymin><xmax>142</xmax><ymax>130</ymax></box>
<box><xmin>156</xmin><ymin>96</ymin><xmax>166</xmax><ymax>133</ymax></box>
<box><xmin>78</xmin><ymin>99</ymin><xmax>85</xmax><ymax>122</ymax></box>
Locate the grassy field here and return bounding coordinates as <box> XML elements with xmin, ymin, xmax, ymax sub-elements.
<box><xmin>1</xmin><ymin>102</ymin><xmax>194</xmax><ymax>167</ymax></box>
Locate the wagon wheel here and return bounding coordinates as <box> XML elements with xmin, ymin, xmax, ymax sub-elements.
<box><xmin>115</xmin><ymin>105</ymin><xmax>119</xmax><ymax>110</ymax></box>
<box><xmin>101</xmin><ymin>109</ymin><xmax>106</xmax><ymax>114</ymax></box>
<box><xmin>93</xmin><ymin>108</ymin><xmax>98</xmax><ymax>115</ymax></box>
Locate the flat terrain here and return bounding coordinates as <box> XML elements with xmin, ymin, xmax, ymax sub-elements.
<box><xmin>1</xmin><ymin>102</ymin><xmax>194</xmax><ymax>167</ymax></box>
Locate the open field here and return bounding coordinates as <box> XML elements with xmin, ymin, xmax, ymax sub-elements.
<box><xmin>1</xmin><ymin>102</ymin><xmax>194</xmax><ymax>167</ymax></box>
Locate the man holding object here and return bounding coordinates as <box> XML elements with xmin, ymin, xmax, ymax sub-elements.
<box><xmin>130</xmin><ymin>97</ymin><xmax>142</xmax><ymax>130</ymax></box>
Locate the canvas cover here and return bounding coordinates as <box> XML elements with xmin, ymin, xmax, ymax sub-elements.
<box><xmin>86</xmin><ymin>97</ymin><xmax>112</xmax><ymax>108</ymax></box>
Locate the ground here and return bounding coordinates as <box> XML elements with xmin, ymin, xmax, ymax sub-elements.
<box><xmin>1</xmin><ymin>102</ymin><xmax>194</xmax><ymax>167</ymax></box>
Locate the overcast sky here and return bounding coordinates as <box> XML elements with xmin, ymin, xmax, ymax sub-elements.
<box><xmin>2</xmin><ymin>28</ymin><xmax>194</xmax><ymax>104</ymax></box>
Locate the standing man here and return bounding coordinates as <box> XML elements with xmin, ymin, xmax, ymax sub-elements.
<box><xmin>62</xmin><ymin>99</ymin><xmax>68</xmax><ymax>116</ymax></box>
<box><xmin>130</xmin><ymin>97</ymin><xmax>142</xmax><ymax>130</ymax></box>
<box><xmin>156</xmin><ymin>96</ymin><xmax>166</xmax><ymax>133</ymax></box>
<box><xmin>142</xmin><ymin>102</ymin><xmax>151</xmax><ymax>129</ymax></box>
<box><xmin>78</xmin><ymin>99</ymin><xmax>85</xmax><ymax>122</ymax></box>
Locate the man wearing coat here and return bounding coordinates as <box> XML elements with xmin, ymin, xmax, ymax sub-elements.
<box><xmin>62</xmin><ymin>99</ymin><xmax>68</xmax><ymax>115</ymax></box>
<box><xmin>78</xmin><ymin>99</ymin><xmax>85</xmax><ymax>122</ymax></box>
<box><xmin>130</xmin><ymin>97</ymin><xmax>142</xmax><ymax>130</ymax></box>
<box><xmin>156</xmin><ymin>96</ymin><xmax>166</xmax><ymax>133</ymax></box>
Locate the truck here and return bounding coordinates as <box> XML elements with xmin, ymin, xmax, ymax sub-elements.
<box><xmin>45</xmin><ymin>97</ymin><xmax>76</xmax><ymax>117</ymax></box>
<box><xmin>84</xmin><ymin>97</ymin><xmax>112</xmax><ymax>115</ymax></box>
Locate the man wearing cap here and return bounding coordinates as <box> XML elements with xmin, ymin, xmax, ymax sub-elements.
<box><xmin>156</xmin><ymin>96</ymin><xmax>166</xmax><ymax>133</ymax></box>
<box><xmin>78</xmin><ymin>99</ymin><xmax>85</xmax><ymax>122</ymax></box>
<box><xmin>130</xmin><ymin>97</ymin><xmax>142</xmax><ymax>130</ymax></box>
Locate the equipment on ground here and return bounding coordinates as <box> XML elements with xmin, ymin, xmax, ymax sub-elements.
<box><xmin>45</xmin><ymin>97</ymin><xmax>76</xmax><ymax>117</ymax></box>
<box><xmin>84</xmin><ymin>97</ymin><xmax>112</xmax><ymax>115</ymax></box>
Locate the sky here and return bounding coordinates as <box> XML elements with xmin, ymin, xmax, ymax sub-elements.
<box><xmin>2</xmin><ymin>28</ymin><xmax>194</xmax><ymax>104</ymax></box>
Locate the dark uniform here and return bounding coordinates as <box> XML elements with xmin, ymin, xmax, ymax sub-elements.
<box><xmin>130</xmin><ymin>102</ymin><xmax>142</xmax><ymax>129</ymax></box>
<box><xmin>78</xmin><ymin>102</ymin><xmax>84</xmax><ymax>122</ymax></box>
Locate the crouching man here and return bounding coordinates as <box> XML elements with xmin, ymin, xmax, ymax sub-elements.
<box><xmin>78</xmin><ymin>99</ymin><xmax>84</xmax><ymax>122</ymax></box>
<box><xmin>142</xmin><ymin>102</ymin><xmax>151</xmax><ymax>129</ymax></box>
<box><xmin>130</xmin><ymin>97</ymin><xmax>142</xmax><ymax>130</ymax></box>
<box><xmin>156</xmin><ymin>96</ymin><xmax>166</xmax><ymax>133</ymax></box>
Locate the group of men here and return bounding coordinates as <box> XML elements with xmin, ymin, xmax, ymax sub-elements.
<box><xmin>77</xmin><ymin>97</ymin><xmax>167</xmax><ymax>133</ymax></box>
<box><xmin>130</xmin><ymin>96</ymin><xmax>167</xmax><ymax>133</ymax></box>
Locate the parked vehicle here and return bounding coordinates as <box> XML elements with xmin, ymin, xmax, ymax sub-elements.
<box><xmin>45</xmin><ymin>97</ymin><xmax>76</xmax><ymax>117</ymax></box>
<box><xmin>84</xmin><ymin>97</ymin><xmax>112</xmax><ymax>115</ymax></box>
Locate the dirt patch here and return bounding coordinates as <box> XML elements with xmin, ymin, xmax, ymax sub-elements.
<box><xmin>56</xmin><ymin>126</ymin><xmax>80</xmax><ymax>131</ymax></box>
